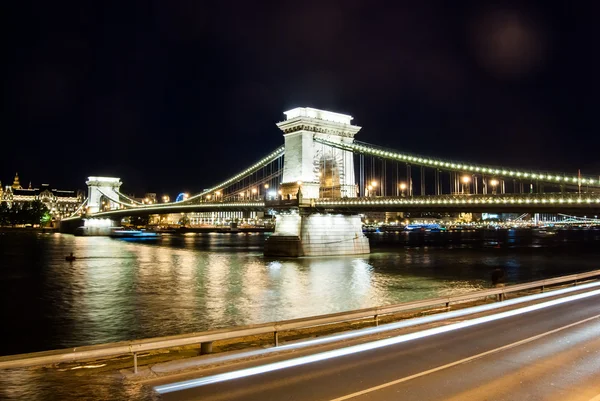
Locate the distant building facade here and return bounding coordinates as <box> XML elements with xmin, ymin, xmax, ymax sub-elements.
<box><xmin>1</xmin><ymin>173</ymin><xmax>85</xmax><ymax>220</ymax></box>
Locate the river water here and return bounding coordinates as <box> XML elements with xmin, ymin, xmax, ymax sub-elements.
<box><xmin>0</xmin><ymin>229</ymin><xmax>598</xmax><ymax>400</ymax></box>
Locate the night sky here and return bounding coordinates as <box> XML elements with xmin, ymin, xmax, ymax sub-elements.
<box><xmin>2</xmin><ymin>1</ymin><xmax>597</xmax><ymax>197</ymax></box>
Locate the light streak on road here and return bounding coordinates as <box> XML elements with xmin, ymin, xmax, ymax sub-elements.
<box><xmin>155</xmin><ymin>286</ymin><xmax>600</xmax><ymax>394</ymax></box>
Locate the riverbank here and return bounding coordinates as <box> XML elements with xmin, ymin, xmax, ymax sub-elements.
<box><xmin>7</xmin><ymin>278</ymin><xmax>593</xmax><ymax>380</ymax></box>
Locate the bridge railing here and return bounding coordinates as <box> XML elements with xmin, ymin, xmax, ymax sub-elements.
<box><xmin>316</xmin><ymin>193</ymin><xmax>600</xmax><ymax>207</ymax></box>
<box><xmin>1</xmin><ymin>269</ymin><xmax>599</xmax><ymax>372</ymax></box>
<box><xmin>317</xmin><ymin>193</ymin><xmax>600</xmax><ymax>201</ymax></box>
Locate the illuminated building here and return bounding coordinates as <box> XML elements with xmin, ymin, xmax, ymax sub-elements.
<box><xmin>2</xmin><ymin>173</ymin><xmax>84</xmax><ymax>220</ymax></box>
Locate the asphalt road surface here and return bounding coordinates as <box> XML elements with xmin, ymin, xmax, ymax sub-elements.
<box><xmin>157</xmin><ymin>289</ymin><xmax>600</xmax><ymax>401</ymax></box>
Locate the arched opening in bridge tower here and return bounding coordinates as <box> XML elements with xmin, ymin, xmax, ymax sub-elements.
<box><xmin>319</xmin><ymin>156</ymin><xmax>341</xmax><ymax>198</ymax></box>
<box><xmin>99</xmin><ymin>195</ymin><xmax>110</xmax><ymax>212</ymax></box>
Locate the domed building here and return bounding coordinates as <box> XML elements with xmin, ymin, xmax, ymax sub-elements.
<box><xmin>11</xmin><ymin>172</ymin><xmax>21</xmax><ymax>189</ymax></box>
<box><xmin>2</xmin><ymin>173</ymin><xmax>85</xmax><ymax>221</ymax></box>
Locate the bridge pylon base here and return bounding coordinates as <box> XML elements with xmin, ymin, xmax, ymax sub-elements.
<box><xmin>265</xmin><ymin>212</ymin><xmax>370</xmax><ymax>257</ymax></box>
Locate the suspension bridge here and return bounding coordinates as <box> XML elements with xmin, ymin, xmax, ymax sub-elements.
<box><xmin>62</xmin><ymin>107</ymin><xmax>600</xmax><ymax>256</ymax></box>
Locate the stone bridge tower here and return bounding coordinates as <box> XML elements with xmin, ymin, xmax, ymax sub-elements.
<box><xmin>86</xmin><ymin>176</ymin><xmax>122</xmax><ymax>214</ymax></box>
<box><xmin>265</xmin><ymin>107</ymin><xmax>370</xmax><ymax>257</ymax></box>
<box><xmin>277</xmin><ymin>107</ymin><xmax>361</xmax><ymax>199</ymax></box>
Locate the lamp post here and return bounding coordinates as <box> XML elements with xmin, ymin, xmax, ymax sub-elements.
<box><xmin>461</xmin><ymin>176</ymin><xmax>471</xmax><ymax>195</ymax></box>
<box><xmin>215</xmin><ymin>191</ymin><xmax>221</xmax><ymax>202</ymax></box>
<box><xmin>251</xmin><ymin>188</ymin><xmax>257</xmax><ymax>200</ymax></box>
<box><xmin>399</xmin><ymin>182</ymin><xmax>407</xmax><ymax>197</ymax></box>
<box><xmin>490</xmin><ymin>179</ymin><xmax>499</xmax><ymax>195</ymax></box>
<box><xmin>371</xmin><ymin>181</ymin><xmax>377</xmax><ymax>197</ymax></box>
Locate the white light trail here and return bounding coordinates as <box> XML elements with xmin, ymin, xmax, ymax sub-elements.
<box><xmin>154</xmin><ymin>285</ymin><xmax>600</xmax><ymax>394</ymax></box>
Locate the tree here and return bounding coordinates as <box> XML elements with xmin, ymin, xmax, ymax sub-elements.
<box><xmin>0</xmin><ymin>202</ymin><xmax>9</xmax><ymax>226</ymax></box>
<box><xmin>0</xmin><ymin>201</ymin><xmax>50</xmax><ymax>226</ymax></box>
<box><xmin>25</xmin><ymin>200</ymin><xmax>49</xmax><ymax>225</ymax></box>
<box><xmin>41</xmin><ymin>211</ymin><xmax>53</xmax><ymax>227</ymax></box>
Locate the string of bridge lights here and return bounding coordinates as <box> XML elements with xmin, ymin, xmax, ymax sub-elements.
<box><xmin>93</xmin><ymin>201</ymin><xmax>266</xmax><ymax>217</ymax></box>
<box><xmin>115</xmin><ymin>137</ymin><xmax>597</xmax><ymax>211</ymax></box>
<box><xmin>317</xmin><ymin>195</ymin><xmax>600</xmax><ymax>207</ymax></box>
<box><xmin>183</xmin><ymin>146</ymin><xmax>285</xmax><ymax>203</ymax></box>
<box><xmin>315</xmin><ymin>138</ymin><xmax>600</xmax><ymax>187</ymax></box>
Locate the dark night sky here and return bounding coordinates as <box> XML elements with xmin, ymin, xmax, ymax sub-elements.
<box><xmin>2</xmin><ymin>1</ymin><xmax>598</xmax><ymax>197</ymax></box>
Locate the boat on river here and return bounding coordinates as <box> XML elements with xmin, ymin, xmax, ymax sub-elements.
<box><xmin>109</xmin><ymin>228</ymin><xmax>160</xmax><ymax>239</ymax></box>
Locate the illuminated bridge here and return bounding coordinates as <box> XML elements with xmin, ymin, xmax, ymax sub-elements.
<box><xmin>64</xmin><ymin>107</ymin><xmax>600</xmax><ymax>256</ymax></box>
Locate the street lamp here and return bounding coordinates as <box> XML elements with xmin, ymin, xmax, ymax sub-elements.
<box><xmin>370</xmin><ymin>181</ymin><xmax>377</xmax><ymax>196</ymax></box>
<box><xmin>215</xmin><ymin>191</ymin><xmax>221</xmax><ymax>201</ymax></box>
<box><xmin>399</xmin><ymin>182</ymin><xmax>407</xmax><ymax>197</ymax></box>
<box><xmin>461</xmin><ymin>176</ymin><xmax>471</xmax><ymax>194</ymax></box>
<box><xmin>251</xmin><ymin>188</ymin><xmax>257</xmax><ymax>200</ymax></box>
<box><xmin>490</xmin><ymin>179</ymin><xmax>499</xmax><ymax>195</ymax></box>
<box><xmin>264</xmin><ymin>184</ymin><xmax>269</xmax><ymax>189</ymax></box>
<box><xmin>367</xmin><ymin>185</ymin><xmax>373</xmax><ymax>197</ymax></box>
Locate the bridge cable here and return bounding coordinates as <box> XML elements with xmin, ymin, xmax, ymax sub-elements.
<box><xmin>314</xmin><ymin>137</ymin><xmax>600</xmax><ymax>189</ymax></box>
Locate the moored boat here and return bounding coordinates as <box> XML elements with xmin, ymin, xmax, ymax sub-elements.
<box><xmin>109</xmin><ymin>228</ymin><xmax>160</xmax><ymax>239</ymax></box>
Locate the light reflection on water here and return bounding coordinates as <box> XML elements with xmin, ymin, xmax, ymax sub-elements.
<box><xmin>0</xmin><ymin>231</ymin><xmax>599</xmax><ymax>400</ymax></box>
<box><xmin>0</xmin><ymin>367</ymin><xmax>157</xmax><ymax>401</ymax></box>
<box><xmin>2</xmin><ymin>232</ymin><xmax>600</xmax><ymax>356</ymax></box>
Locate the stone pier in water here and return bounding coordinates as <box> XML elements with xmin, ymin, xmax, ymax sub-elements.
<box><xmin>264</xmin><ymin>212</ymin><xmax>370</xmax><ymax>257</ymax></box>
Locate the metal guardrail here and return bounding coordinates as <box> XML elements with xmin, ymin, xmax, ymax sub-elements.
<box><xmin>1</xmin><ymin>269</ymin><xmax>599</xmax><ymax>372</ymax></box>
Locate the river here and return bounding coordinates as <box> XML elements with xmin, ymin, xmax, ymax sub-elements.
<box><xmin>0</xmin><ymin>229</ymin><xmax>598</xmax><ymax>400</ymax></box>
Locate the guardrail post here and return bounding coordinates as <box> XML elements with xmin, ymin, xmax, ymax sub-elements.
<box><xmin>200</xmin><ymin>342</ymin><xmax>213</xmax><ymax>355</ymax></box>
<box><xmin>133</xmin><ymin>352</ymin><xmax>138</xmax><ymax>374</ymax></box>
<box><xmin>374</xmin><ymin>315</ymin><xmax>379</xmax><ymax>326</ymax></box>
<box><xmin>274</xmin><ymin>331</ymin><xmax>279</xmax><ymax>347</ymax></box>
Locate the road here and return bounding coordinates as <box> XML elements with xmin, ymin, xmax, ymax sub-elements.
<box><xmin>155</xmin><ymin>288</ymin><xmax>600</xmax><ymax>401</ymax></box>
